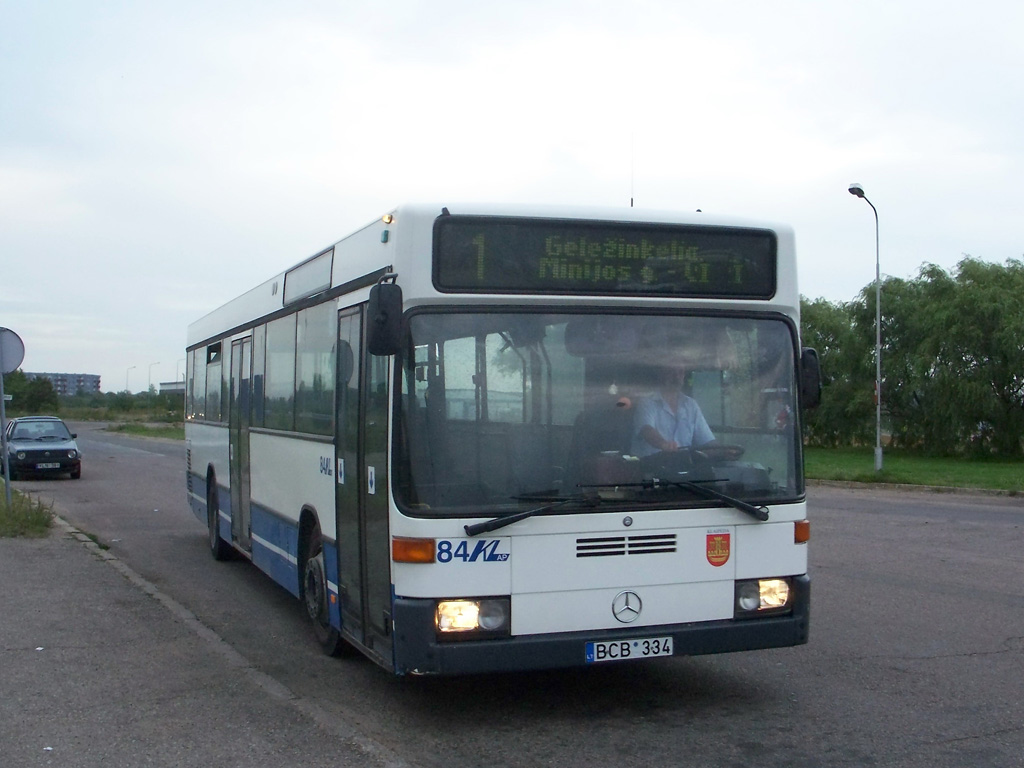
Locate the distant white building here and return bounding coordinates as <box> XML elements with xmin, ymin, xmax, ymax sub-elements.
<box><xmin>26</xmin><ymin>372</ymin><xmax>101</xmax><ymax>395</ymax></box>
<box><xmin>159</xmin><ymin>380</ymin><xmax>186</xmax><ymax>396</ymax></box>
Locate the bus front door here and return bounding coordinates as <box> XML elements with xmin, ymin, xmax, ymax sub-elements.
<box><xmin>336</xmin><ymin>308</ymin><xmax>392</xmax><ymax>667</ymax></box>
<box><xmin>229</xmin><ymin>337</ymin><xmax>252</xmax><ymax>552</ymax></box>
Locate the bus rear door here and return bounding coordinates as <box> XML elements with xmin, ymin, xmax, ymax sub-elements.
<box><xmin>229</xmin><ymin>337</ymin><xmax>252</xmax><ymax>552</ymax></box>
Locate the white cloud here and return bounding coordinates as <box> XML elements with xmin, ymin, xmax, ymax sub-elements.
<box><xmin>1</xmin><ymin>0</ymin><xmax>1022</xmax><ymax>389</ymax></box>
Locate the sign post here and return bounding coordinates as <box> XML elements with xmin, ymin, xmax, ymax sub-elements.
<box><xmin>0</xmin><ymin>328</ymin><xmax>26</xmax><ymax>506</ymax></box>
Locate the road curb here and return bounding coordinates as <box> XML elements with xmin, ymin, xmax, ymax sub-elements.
<box><xmin>51</xmin><ymin>514</ymin><xmax>413</xmax><ymax>768</ymax></box>
<box><xmin>807</xmin><ymin>478</ymin><xmax>1023</xmax><ymax>499</ymax></box>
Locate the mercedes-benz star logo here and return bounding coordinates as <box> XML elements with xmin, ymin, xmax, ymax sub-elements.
<box><xmin>612</xmin><ymin>590</ymin><xmax>642</xmax><ymax>623</ymax></box>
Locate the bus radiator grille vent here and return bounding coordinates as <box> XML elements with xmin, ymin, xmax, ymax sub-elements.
<box><xmin>576</xmin><ymin>534</ymin><xmax>676</xmax><ymax>558</ymax></box>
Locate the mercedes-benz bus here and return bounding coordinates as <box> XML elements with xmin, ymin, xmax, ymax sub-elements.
<box><xmin>185</xmin><ymin>204</ymin><xmax>820</xmax><ymax>675</ymax></box>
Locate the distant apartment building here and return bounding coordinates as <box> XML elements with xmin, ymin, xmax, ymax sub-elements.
<box><xmin>26</xmin><ymin>372</ymin><xmax>102</xmax><ymax>395</ymax></box>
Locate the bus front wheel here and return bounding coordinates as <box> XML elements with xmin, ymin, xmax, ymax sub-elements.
<box><xmin>302</xmin><ymin>525</ymin><xmax>347</xmax><ymax>657</ymax></box>
<box><xmin>207</xmin><ymin>482</ymin><xmax>231</xmax><ymax>561</ymax></box>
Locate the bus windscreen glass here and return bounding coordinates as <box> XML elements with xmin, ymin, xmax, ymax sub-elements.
<box><xmin>434</xmin><ymin>216</ymin><xmax>777</xmax><ymax>298</ymax></box>
<box><xmin>395</xmin><ymin>310</ymin><xmax>801</xmax><ymax>516</ymax></box>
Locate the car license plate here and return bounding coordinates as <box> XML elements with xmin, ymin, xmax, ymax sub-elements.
<box><xmin>585</xmin><ymin>636</ymin><xmax>673</xmax><ymax>663</ymax></box>
<box><xmin>36</xmin><ymin>463</ymin><xmax>60</xmax><ymax>469</ymax></box>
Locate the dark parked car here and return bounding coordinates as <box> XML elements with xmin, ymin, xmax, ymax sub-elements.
<box><xmin>2</xmin><ymin>416</ymin><xmax>82</xmax><ymax>480</ymax></box>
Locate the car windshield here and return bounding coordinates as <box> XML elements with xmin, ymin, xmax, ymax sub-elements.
<box><xmin>11</xmin><ymin>421</ymin><xmax>72</xmax><ymax>441</ymax></box>
<box><xmin>394</xmin><ymin>310</ymin><xmax>802</xmax><ymax>516</ymax></box>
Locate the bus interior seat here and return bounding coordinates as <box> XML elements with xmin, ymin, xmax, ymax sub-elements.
<box><xmin>563</xmin><ymin>395</ymin><xmax>636</xmax><ymax>492</ymax></box>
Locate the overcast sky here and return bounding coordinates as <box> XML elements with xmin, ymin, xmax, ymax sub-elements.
<box><xmin>2</xmin><ymin>1</ymin><xmax>1021</xmax><ymax>392</ymax></box>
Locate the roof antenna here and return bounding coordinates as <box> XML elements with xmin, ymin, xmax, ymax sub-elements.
<box><xmin>630</xmin><ymin>133</ymin><xmax>635</xmax><ymax>208</ymax></box>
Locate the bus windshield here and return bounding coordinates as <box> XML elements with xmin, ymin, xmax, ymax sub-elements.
<box><xmin>395</xmin><ymin>310</ymin><xmax>802</xmax><ymax>516</ymax></box>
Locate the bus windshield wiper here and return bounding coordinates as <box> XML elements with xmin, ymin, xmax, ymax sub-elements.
<box><xmin>577</xmin><ymin>478</ymin><xmax>769</xmax><ymax>522</ymax></box>
<box><xmin>652</xmin><ymin>478</ymin><xmax>769</xmax><ymax>522</ymax></box>
<box><xmin>464</xmin><ymin>493</ymin><xmax>600</xmax><ymax>536</ymax></box>
<box><xmin>577</xmin><ymin>481</ymin><xmax>770</xmax><ymax>524</ymax></box>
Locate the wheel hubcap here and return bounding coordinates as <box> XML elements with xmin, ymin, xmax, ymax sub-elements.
<box><xmin>304</xmin><ymin>553</ymin><xmax>327</xmax><ymax>623</ymax></box>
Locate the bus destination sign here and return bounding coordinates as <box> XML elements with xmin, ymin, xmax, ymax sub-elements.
<box><xmin>433</xmin><ymin>216</ymin><xmax>777</xmax><ymax>298</ymax></box>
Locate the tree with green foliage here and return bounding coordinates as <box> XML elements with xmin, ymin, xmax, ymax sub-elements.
<box><xmin>865</xmin><ymin>273</ymin><xmax>938</xmax><ymax>450</ymax></box>
<box><xmin>2</xmin><ymin>370</ymin><xmax>59</xmax><ymax>414</ymax></box>
<box><xmin>800</xmin><ymin>296</ymin><xmax>872</xmax><ymax>446</ymax></box>
<box><xmin>2</xmin><ymin>369</ymin><xmax>29</xmax><ymax>407</ymax></box>
<box><xmin>110</xmin><ymin>391</ymin><xmax>135</xmax><ymax>413</ymax></box>
<box><xmin>925</xmin><ymin>258</ymin><xmax>1024</xmax><ymax>456</ymax></box>
<box><xmin>25</xmin><ymin>376</ymin><xmax>59</xmax><ymax>413</ymax></box>
<box><xmin>801</xmin><ymin>257</ymin><xmax>1024</xmax><ymax>457</ymax></box>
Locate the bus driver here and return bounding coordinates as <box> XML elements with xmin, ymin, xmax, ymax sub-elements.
<box><xmin>631</xmin><ymin>363</ymin><xmax>716</xmax><ymax>458</ymax></box>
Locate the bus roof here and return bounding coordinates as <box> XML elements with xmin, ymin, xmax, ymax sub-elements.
<box><xmin>187</xmin><ymin>203</ymin><xmax>798</xmax><ymax>349</ymax></box>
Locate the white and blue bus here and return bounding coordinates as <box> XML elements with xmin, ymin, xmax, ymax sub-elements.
<box><xmin>185</xmin><ymin>204</ymin><xmax>820</xmax><ymax>675</ymax></box>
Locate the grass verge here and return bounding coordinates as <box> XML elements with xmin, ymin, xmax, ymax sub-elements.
<box><xmin>106</xmin><ymin>422</ymin><xmax>185</xmax><ymax>440</ymax></box>
<box><xmin>804</xmin><ymin>447</ymin><xmax>1024</xmax><ymax>493</ymax></box>
<box><xmin>0</xmin><ymin>485</ymin><xmax>54</xmax><ymax>537</ymax></box>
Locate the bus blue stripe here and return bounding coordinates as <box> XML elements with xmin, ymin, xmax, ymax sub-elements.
<box><xmin>250</xmin><ymin>503</ymin><xmax>300</xmax><ymax>598</ymax></box>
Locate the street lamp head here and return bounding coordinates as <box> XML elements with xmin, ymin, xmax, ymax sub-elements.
<box><xmin>848</xmin><ymin>183</ymin><xmax>865</xmax><ymax>198</ymax></box>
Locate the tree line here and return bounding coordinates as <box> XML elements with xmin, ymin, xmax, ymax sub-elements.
<box><xmin>1</xmin><ymin>370</ymin><xmax>60</xmax><ymax>413</ymax></box>
<box><xmin>801</xmin><ymin>256</ymin><xmax>1024</xmax><ymax>457</ymax></box>
<box><xmin>1</xmin><ymin>371</ymin><xmax>183</xmax><ymax>421</ymax></box>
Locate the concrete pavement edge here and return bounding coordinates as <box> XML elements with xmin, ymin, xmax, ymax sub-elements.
<box><xmin>50</xmin><ymin>513</ymin><xmax>414</xmax><ymax>768</ymax></box>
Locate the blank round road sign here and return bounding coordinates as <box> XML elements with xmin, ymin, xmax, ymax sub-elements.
<box><xmin>0</xmin><ymin>328</ymin><xmax>25</xmax><ymax>374</ymax></box>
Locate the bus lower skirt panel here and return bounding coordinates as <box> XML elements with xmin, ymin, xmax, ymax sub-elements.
<box><xmin>392</xmin><ymin>575</ymin><xmax>809</xmax><ymax>676</ymax></box>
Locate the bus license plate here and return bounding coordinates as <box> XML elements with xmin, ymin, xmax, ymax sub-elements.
<box><xmin>586</xmin><ymin>636</ymin><xmax>673</xmax><ymax>663</ymax></box>
<box><xmin>36</xmin><ymin>463</ymin><xmax>60</xmax><ymax>469</ymax></box>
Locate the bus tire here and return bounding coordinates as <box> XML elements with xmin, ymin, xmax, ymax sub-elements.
<box><xmin>302</xmin><ymin>524</ymin><xmax>346</xmax><ymax>656</ymax></box>
<box><xmin>207</xmin><ymin>480</ymin><xmax>231</xmax><ymax>561</ymax></box>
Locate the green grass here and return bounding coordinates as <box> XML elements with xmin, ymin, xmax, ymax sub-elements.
<box><xmin>106</xmin><ymin>422</ymin><xmax>185</xmax><ymax>440</ymax></box>
<box><xmin>804</xmin><ymin>447</ymin><xmax>1024</xmax><ymax>493</ymax></box>
<box><xmin>42</xmin><ymin>405</ymin><xmax>183</xmax><ymax>425</ymax></box>
<box><xmin>0</xmin><ymin>486</ymin><xmax>54</xmax><ymax>537</ymax></box>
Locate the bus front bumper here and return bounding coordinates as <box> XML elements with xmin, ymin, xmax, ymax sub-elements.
<box><xmin>392</xmin><ymin>574</ymin><xmax>809</xmax><ymax>676</ymax></box>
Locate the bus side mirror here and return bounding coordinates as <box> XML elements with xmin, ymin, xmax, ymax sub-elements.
<box><xmin>800</xmin><ymin>347</ymin><xmax>821</xmax><ymax>410</ymax></box>
<box><xmin>367</xmin><ymin>281</ymin><xmax>403</xmax><ymax>356</ymax></box>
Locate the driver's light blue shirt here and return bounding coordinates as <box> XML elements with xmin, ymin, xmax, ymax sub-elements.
<box><xmin>631</xmin><ymin>392</ymin><xmax>715</xmax><ymax>457</ymax></box>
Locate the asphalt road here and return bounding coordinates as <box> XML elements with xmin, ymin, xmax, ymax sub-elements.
<box><xmin>11</xmin><ymin>421</ymin><xmax>1024</xmax><ymax>767</ymax></box>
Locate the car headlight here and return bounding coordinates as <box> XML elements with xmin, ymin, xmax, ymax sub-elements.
<box><xmin>67</xmin><ymin>450</ymin><xmax>78</xmax><ymax>459</ymax></box>
<box><xmin>16</xmin><ymin>451</ymin><xmax>26</xmax><ymax>460</ymax></box>
<box><xmin>435</xmin><ymin>597</ymin><xmax>510</xmax><ymax>641</ymax></box>
<box><xmin>734</xmin><ymin>578</ymin><xmax>793</xmax><ymax>617</ymax></box>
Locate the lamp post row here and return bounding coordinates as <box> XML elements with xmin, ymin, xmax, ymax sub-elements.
<box><xmin>848</xmin><ymin>183</ymin><xmax>883</xmax><ymax>472</ymax></box>
<box><xmin>124</xmin><ymin>361</ymin><xmax>173</xmax><ymax>393</ymax></box>
<box><xmin>123</xmin><ymin>360</ymin><xmax>189</xmax><ymax>394</ymax></box>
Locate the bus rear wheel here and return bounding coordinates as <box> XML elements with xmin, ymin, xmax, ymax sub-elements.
<box><xmin>302</xmin><ymin>525</ymin><xmax>347</xmax><ymax>656</ymax></box>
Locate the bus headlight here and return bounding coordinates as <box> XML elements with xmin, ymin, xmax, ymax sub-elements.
<box><xmin>435</xmin><ymin>597</ymin><xmax>510</xmax><ymax>640</ymax></box>
<box><xmin>734</xmin><ymin>578</ymin><xmax>793</xmax><ymax>617</ymax></box>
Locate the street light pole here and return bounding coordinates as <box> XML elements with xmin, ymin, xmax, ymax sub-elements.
<box><xmin>125</xmin><ymin>365</ymin><xmax>136</xmax><ymax>393</ymax></box>
<box><xmin>848</xmin><ymin>183</ymin><xmax>883</xmax><ymax>472</ymax></box>
<box><xmin>148</xmin><ymin>362</ymin><xmax>160</xmax><ymax>391</ymax></box>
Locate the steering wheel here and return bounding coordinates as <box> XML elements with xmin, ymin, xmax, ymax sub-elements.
<box><xmin>639</xmin><ymin>448</ymin><xmax>700</xmax><ymax>477</ymax></box>
<box><xmin>696</xmin><ymin>444</ymin><xmax>745</xmax><ymax>462</ymax></box>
